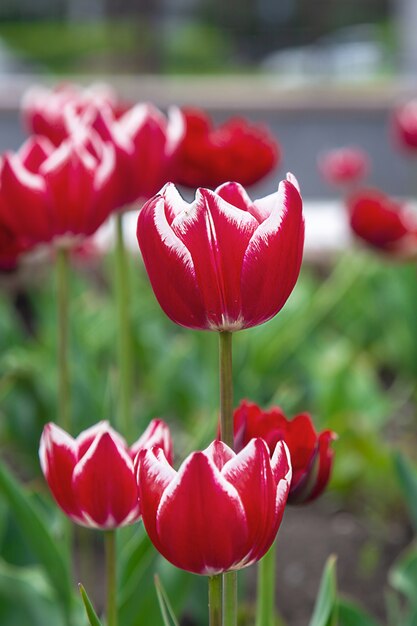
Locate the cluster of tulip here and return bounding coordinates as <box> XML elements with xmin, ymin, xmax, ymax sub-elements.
<box><xmin>318</xmin><ymin>102</ymin><xmax>417</xmax><ymax>260</ymax></box>
<box><xmin>1</xmin><ymin>82</ymin><xmax>338</xmax><ymax>626</ymax></box>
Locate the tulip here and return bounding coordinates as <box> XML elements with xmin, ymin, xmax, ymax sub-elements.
<box><xmin>391</xmin><ymin>99</ymin><xmax>417</xmax><ymax>152</ymax></box>
<box><xmin>137</xmin><ymin>438</ymin><xmax>291</xmax><ymax>575</ymax></box>
<box><xmin>175</xmin><ymin>107</ymin><xmax>280</xmax><ymax>189</ymax></box>
<box><xmin>136</xmin><ymin>175</ymin><xmax>304</xmax><ymax>331</ymax></box>
<box><xmin>233</xmin><ymin>400</ymin><xmax>336</xmax><ymax>504</ymax></box>
<box><xmin>347</xmin><ymin>188</ymin><xmax>417</xmax><ymax>258</ymax></box>
<box><xmin>39</xmin><ymin>419</ymin><xmax>172</xmax><ymax>529</ymax></box>
<box><xmin>71</xmin><ymin>101</ymin><xmax>185</xmax><ymax>208</ymax></box>
<box><xmin>318</xmin><ymin>146</ymin><xmax>370</xmax><ymax>187</ymax></box>
<box><xmin>21</xmin><ymin>82</ymin><xmax>127</xmax><ymax>146</ymax></box>
<box><xmin>0</xmin><ymin>132</ymin><xmax>116</xmax><ymax>248</ymax></box>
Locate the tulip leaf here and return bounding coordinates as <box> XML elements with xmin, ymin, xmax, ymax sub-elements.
<box><xmin>0</xmin><ymin>458</ymin><xmax>72</xmax><ymax>614</ymax></box>
<box><xmin>308</xmin><ymin>555</ymin><xmax>338</xmax><ymax>626</ymax></box>
<box><xmin>388</xmin><ymin>543</ymin><xmax>417</xmax><ymax>607</ymax></box>
<box><xmin>0</xmin><ymin>558</ymin><xmax>65</xmax><ymax>626</ymax></box>
<box><xmin>393</xmin><ymin>452</ymin><xmax>417</xmax><ymax>532</ymax></box>
<box><xmin>154</xmin><ymin>574</ymin><xmax>180</xmax><ymax>626</ymax></box>
<box><xmin>337</xmin><ymin>598</ymin><xmax>382</xmax><ymax>626</ymax></box>
<box><xmin>78</xmin><ymin>584</ymin><xmax>103</xmax><ymax>626</ymax></box>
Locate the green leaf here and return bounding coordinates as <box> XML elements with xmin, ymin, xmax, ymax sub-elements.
<box><xmin>0</xmin><ymin>458</ymin><xmax>72</xmax><ymax>613</ymax></box>
<box><xmin>389</xmin><ymin>543</ymin><xmax>417</xmax><ymax>606</ymax></box>
<box><xmin>154</xmin><ymin>574</ymin><xmax>180</xmax><ymax>626</ymax></box>
<box><xmin>393</xmin><ymin>452</ymin><xmax>417</xmax><ymax>532</ymax></box>
<box><xmin>337</xmin><ymin>598</ymin><xmax>382</xmax><ymax>626</ymax></box>
<box><xmin>78</xmin><ymin>584</ymin><xmax>103</xmax><ymax>626</ymax></box>
<box><xmin>308</xmin><ymin>555</ymin><xmax>338</xmax><ymax>626</ymax></box>
<box><xmin>0</xmin><ymin>558</ymin><xmax>65</xmax><ymax>626</ymax></box>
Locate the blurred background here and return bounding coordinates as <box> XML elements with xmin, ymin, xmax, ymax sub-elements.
<box><xmin>1</xmin><ymin>0</ymin><xmax>417</xmax><ymax>197</ymax></box>
<box><xmin>2</xmin><ymin>3</ymin><xmax>417</xmax><ymax>626</ymax></box>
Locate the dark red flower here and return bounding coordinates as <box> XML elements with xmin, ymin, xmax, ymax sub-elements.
<box><xmin>233</xmin><ymin>400</ymin><xmax>336</xmax><ymax>504</ymax></box>
<box><xmin>347</xmin><ymin>188</ymin><xmax>417</xmax><ymax>258</ymax></box>
<box><xmin>175</xmin><ymin>107</ymin><xmax>280</xmax><ymax>189</ymax></box>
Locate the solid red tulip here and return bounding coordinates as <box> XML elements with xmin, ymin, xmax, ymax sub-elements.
<box><xmin>391</xmin><ymin>100</ymin><xmax>417</xmax><ymax>152</ymax></box>
<box><xmin>0</xmin><ymin>132</ymin><xmax>116</xmax><ymax>248</ymax></box>
<box><xmin>39</xmin><ymin>419</ymin><xmax>172</xmax><ymax>529</ymax></box>
<box><xmin>136</xmin><ymin>175</ymin><xmax>304</xmax><ymax>331</ymax></box>
<box><xmin>21</xmin><ymin>82</ymin><xmax>127</xmax><ymax>147</ymax></box>
<box><xmin>318</xmin><ymin>147</ymin><xmax>370</xmax><ymax>187</ymax></box>
<box><xmin>175</xmin><ymin>107</ymin><xmax>280</xmax><ymax>188</ymax></box>
<box><xmin>137</xmin><ymin>438</ymin><xmax>291</xmax><ymax>575</ymax></box>
<box><xmin>233</xmin><ymin>400</ymin><xmax>336</xmax><ymax>504</ymax></box>
<box><xmin>347</xmin><ymin>188</ymin><xmax>417</xmax><ymax>258</ymax></box>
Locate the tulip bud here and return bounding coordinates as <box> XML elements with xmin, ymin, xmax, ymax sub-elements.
<box><xmin>136</xmin><ymin>176</ymin><xmax>304</xmax><ymax>331</ymax></box>
<box><xmin>136</xmin><ymin>438</ymin><xmax>291</xmax><ymax>575</ymax></box>
<box><xmin>39</xmin><ymin>419</ymin><xmax>172</xmax><ymax>529</ymax></box>
<box><xmin>175</xmin><ymin>108</ymin><xmax>280</xmax><ymax>189</ymax></box>
<box><xmin>233</xmin><ymin>400</ymin><xmax>336</xmax><ymax>504</ymax></box>
<box><xmin>347</xmin><ymin>188</ymin><xmax>417</xmax><ymax>259</ymax></box>
<box><xmin>318</xmin><ymin>147</ymin><xmax>370</xmax><ymax>188</ymax></box>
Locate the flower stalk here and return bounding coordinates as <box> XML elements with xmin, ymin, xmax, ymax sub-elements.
<box><xmin>56</xmin><ymin>245</ymin><xmax>70</xmax><ymax>432</ymax></box>
<box><xmin>115</xmin><ymin>212</ymin><xmax>133</xmax><ymax>439</ymax></box>
<box><xmin>209</xmin><ymin>575</ymin><xmax>222</xmax><ymax>626</ymax></box>
<box><xmin>218</xmin><ymin>330</ymin><xmax>236</xmax><ymax>626</ymax></box>
<box><xmin>256</xmin><ymin>542</ymin><xmax>276</xmax><ymax>626</ymax></box>
<box><xmin>105</xmin><ymin>530</ymin><xmax>118</xmax><ymax>626</ymax></box>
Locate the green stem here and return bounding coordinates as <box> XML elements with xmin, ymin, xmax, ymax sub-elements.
<box><xmin>56</xmin><ymin>245</ymin><xmax>70</xmax><ymax>432</ymax></box>
<box><xmin>105</xmin><ymin>530</ymin><xmax>118</xmax><ymax>626</ymax></box>
<box><xmin>115</xmin><ymin>212</ymin><xmax>132</xmax><ymax>438</ymax></box>
<box><xmin>218</xmin><ymin>331</ymin><xmax>236</xmax><ymax>626</ymax></box>
<box><xmin>219</xmin><ymin>331</ymin><xmax>234</xmax><ymax>448</ymax></box>
<box><xmin>209</xmin><ymin>575</ymin><xmax>222</xmax><ymax>626</ymax></box>
<box><xmin>223</xmin><ymin>571</ymin><xmax>237</xmax><ymax>626</ymax></box>
<box><xmin>256</xmin><ymin>542</ymin><xmax>276</xmax><ymax>626</ymax></box>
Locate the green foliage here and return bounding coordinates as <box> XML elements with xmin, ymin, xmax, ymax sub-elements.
<box><xmin>0</xmin><ymin>457</ymin><xmax>73</xmax><ymax>616</ymax></box>
<box><xmin>308</xmin><ymin>555</ymin><xmax>337</xmax><ymax>626</ymax></box>
<box><xmin>79</xmin><ymin>584</ymin><xmax>103</xmax><ymax>626</ymax></box>
<box><xmin>0</xmin><ymin>20</ymin><xmax>137</xmax><ymax>72</ymax></box>
<box><xmin>394</xmin><ymin>453</ymin><xmax>417</xmax><ymax>532</ymax></box>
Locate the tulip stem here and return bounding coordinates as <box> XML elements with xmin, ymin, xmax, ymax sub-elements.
<box><xmin>115</xmin><ymin>212</ymin><xmax>133</xmax><ymax>439</ymax></box>
<box><xmin>218</xmin><ymin>331</ymin><xmax>234</xmax><ymax>448</ymax></box>
<box><xmin>105</xmin><ymin>530</ymin><xmax>118</xmax><ymax>626</ymax></box>
<box><xmin>256</xmin><ymin>542</ymin><xmax>277</xmax><ymax>626</ymax></box>
<box><xmin>56</xmin><ymin>245</ymin><xmax>70</xmax><ymax>432</ymax></box>
<box><xmin>209</xmin><ymin>575</ymin><xmax>222</xmax><ymax>626</ymax></box>
<box><xmin>218</xmin><ymin>331</ymin><xmax>237</xmax><ymax>626</ymax></box>
<box><xmin>223</xmin><ymin>571</ymin><xmax>237</xmax><ymax>626</ymax></box>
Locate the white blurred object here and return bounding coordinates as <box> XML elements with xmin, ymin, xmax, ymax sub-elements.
<box><xmin>95</xmin><ymin>200</ymin><xmax>352</xmax><ymax>261</ymax></box>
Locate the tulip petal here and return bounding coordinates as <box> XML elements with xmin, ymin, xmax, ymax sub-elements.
<box><xmin>1</xmin><ymin>155</ymin><xmax>49</xmax><ymax>241</ymax></box>
<box><xmin>39</xmin><ymin>423</ymin><xmax>82</xmax><ymax>521</ymax></box>
<box><xmin>155</xmin><ymin>451</ymin><xmax>248</xmax><ymax>574</ymax></box>
<box><xmin>222</xmin><ymin>439</ymin><xmax>280</xmax><ymax>564</ymax></box>
<box><xmin>137</xmin><ymin>447</ymin><xmax>177</xmax><ymax>554</ymax></box>
<box><xmin>72</xmin><ymin>431</ymin><xmax>139</xmax><ymax>528</ymax></box>
<box><xmin>130</xmin><ymin>419</ymin><xmax>173</xmax><ymax>463</ymax></box>
<box><xmin>203</xmin><ymin>439</ymin><xmax>235</xmax><ymax>471</ymax></box>
<box><xmin>137</xmin><ymin>193</ymin><xmax>207</xmax><ymax>328</ymax></box>
<box><xmin>170</xmin><ymin>188</ymin><xmax>258</xmax><ymax>330</ymax></box>
<box><xmin>241</xmin><ymin>178</ymin><xmax>304</xmax><ymax>328</ymax></box>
